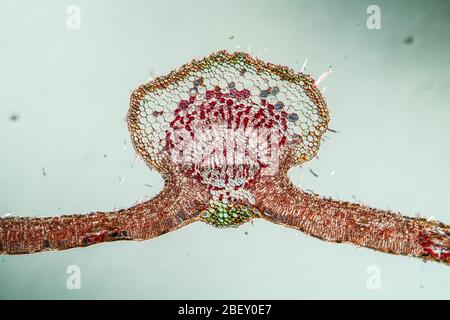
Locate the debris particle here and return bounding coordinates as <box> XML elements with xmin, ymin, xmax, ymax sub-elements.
<box><xmin>404</xmin><ymin>36</ymin><xmax>414</xmax><ymax>45</ymax></box>
<box><xmin>228</xmin><ymin>35</ymin><xmax>234</xmax><ymax>40</ymax></box>
<box><xmin>42</xmin><ymin>167</ymin><xmax>46</xmax><ymax>177</ymax></box>
<box><xmin>309</xmin><ymin>169</ymin><xmax>319</xmax><ymax>177</ymax></box>
<box><xmin>244</xmin><ymin>231</ymin><xmax>248</xmax><ymax>235</ymax></box>
<box><xmin>103</xmin><ymin>154</ymin><xmax>107</xmax><ymax>158</ymax></box>
<box><xmin>9</xmin><ymin>114</ymin><xmax>19</xmax><ymax>122</ymax></box>
<box><xmin>144</xmin><ymin>184</ymin><xmax>153</xmax><ymax>188</ymax></box>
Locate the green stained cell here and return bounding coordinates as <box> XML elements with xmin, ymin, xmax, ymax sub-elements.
<box><xmin>200</xmin><ymin>203</ymin><xmax>258</xmax><ymax>228</ymax></box>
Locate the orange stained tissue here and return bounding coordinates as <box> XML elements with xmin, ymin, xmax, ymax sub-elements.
<box><xmin>1</xmin><ymin>50</ymin><xmax>449</xmax><ymax>265</ymax></box>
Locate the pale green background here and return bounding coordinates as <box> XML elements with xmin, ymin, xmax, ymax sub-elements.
<box><xmin>0</xmin><ymin>0</ymin><xmax>449</xmax><ymax>299</ymax></box>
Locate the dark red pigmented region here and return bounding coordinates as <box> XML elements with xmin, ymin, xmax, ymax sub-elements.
<box><xmin>419</xmin><ymin>232</ymin><xmax>450</xmax><ymax>262</ymax></box>
<box><xmin>83</xmin><ymin>229</ymin><xmax>128</xmax><ymax>246</ymax></box>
